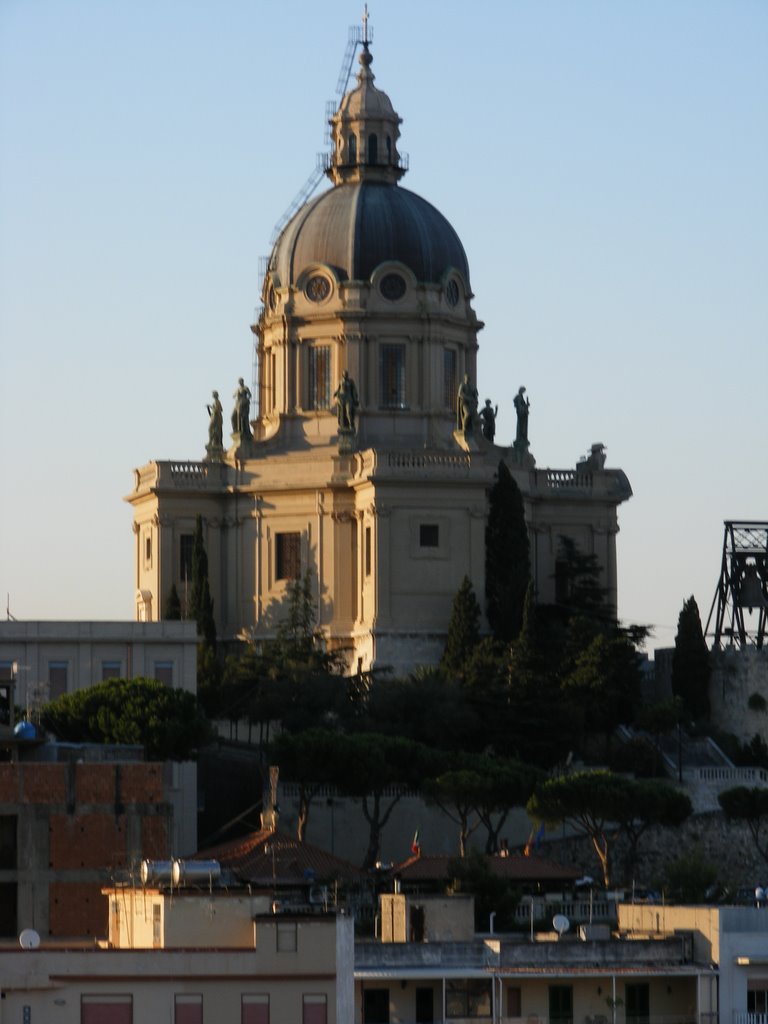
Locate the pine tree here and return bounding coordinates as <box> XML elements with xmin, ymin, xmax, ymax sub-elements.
<box><xmin>485</xmin><ymin>460</ymin><xmax>531</xmax><ymax>643</ymax></box>
<box><xmin>442</xmin><ymin>576</ymin><xmax>481</xmax><ymax>677</ymax></box>
<box><xmin>672</xmin><ymin>595</ymin><xmax>710</xmax><ymax>719</ymax></box>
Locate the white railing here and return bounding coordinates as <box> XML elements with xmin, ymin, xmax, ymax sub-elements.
<box><xmin>693</xmin><ymin>766</ymin><xmax>768</xmax><ymax>785</ymax></box>
<box><xmin>385</xmin><ymin>451</ymin><xmax>472</xmax><ymax>472</ymax></box>
<box><xmin>540</xmin><ymin>469</ymin><xmax>593</xmax><ymax>489</ymax></box>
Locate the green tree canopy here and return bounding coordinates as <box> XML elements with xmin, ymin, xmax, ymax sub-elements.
<box><xmin>40</xmin><ymin>677</ymin><xmax>212</xmax><ymax>760</ymax></box>
<box><xmin>672</xmin><ymin>596</ymin><xmax>711</xmax><ymax>719</ymax></box>
<box><xmin>269</xmin><ymin>727</ymin><xmax>347</xmax><ymax>842</ymax></box>
<box><xmin>528</xmin><ymin>771</ymin><xmax>691</xmax><ymax>887</ymax></box>
<box><xmin>425</xmin><ymin>754</ymin><xmax>539</xmax><ymax>856</ymax></box>
<box><xmin>334</xmin><ymin>733</ymin><xmax>441</xmax><ymax>870</ymax></box>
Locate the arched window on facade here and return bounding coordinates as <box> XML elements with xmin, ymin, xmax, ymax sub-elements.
<box><xmin>348</xmin><ymin>134</ymin><xmax>357</xmax><ymax>164</ymax></box>
<box><xmin>367</xmin><ymin>133</ymin><xmax>378</xmax><ymax>165</ymax></box>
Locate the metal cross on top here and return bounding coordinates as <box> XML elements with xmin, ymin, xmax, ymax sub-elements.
<box><xmin>362</xmin><ymin>4</ymin><xmax>370</xmax><ymax>46</ymax></box>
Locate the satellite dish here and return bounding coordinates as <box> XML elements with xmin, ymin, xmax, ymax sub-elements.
<box><xmin>19</xmin><ymin>928</ymin><xmax>41</xmax><ymax>950</ymax></box>
<box><xmin>552</xmin><ymin>914</ymin><xmax>570</xmax><ymax>936</ymax></box>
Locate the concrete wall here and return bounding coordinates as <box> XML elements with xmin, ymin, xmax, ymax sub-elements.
<box><xmin>0</xmin><ymin>620</ymin><xmax>199</xmax><ymax>708</ymax></box>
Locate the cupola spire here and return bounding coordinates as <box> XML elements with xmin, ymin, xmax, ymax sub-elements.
<box><xmin>326</xmin><ymin>15</ymin><xmax>407</xmax><ymax>186</ymax></box>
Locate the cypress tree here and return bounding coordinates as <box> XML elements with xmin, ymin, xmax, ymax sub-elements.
<box><xmin>189</xmin><ymin>515</ymin><xmax>216</xmax><ymax>646</ymax></box>
<box><xmin>485</xmin><ymin>460</ymin><xmax>531</xmax><ymax>643</ymax></box>
<box><xmin>163</xmin><ymin>583</ymin><xmax>182</xmax><ymax>620</ymax></box>
<box><xmin>672</xmin><ymin>595</ymin><xmax>710</xmax><ymax>719</ymax></box>
<box><xmin>442</xmin><ymin>576</ymin><xmax>481</xmax><ymax>678</ymax></box>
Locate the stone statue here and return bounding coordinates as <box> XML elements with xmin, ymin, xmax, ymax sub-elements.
<box><xmin>457</xmin><ymin>373</ymin><xmax>478</xmax><ymax>433</ymax></box>
<box><xmin>514</xmin><ymin>386</ymin><xmax>530</xmax><ymax>446</ymax></box>
<box><xmin>207</xmin><ymin>390</ymin><xmax>223</xmax><ymax>448</ymax></box>
<box><xmin>231</xmin><ymin>377</ymin><xmax>252</xmax><ymax>438</ymax></box>
<box><xmin>334</xmin><ymin>370</ymin><xmax>359</xmax><ymax>431</ymax></box>
<box><xmin>479</xmin><ymin>399</ymin><xmax>498</xmax><ymax>442</ymax></box>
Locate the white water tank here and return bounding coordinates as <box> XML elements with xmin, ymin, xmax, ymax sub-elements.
<box><xmin>171</xmin><ymin>859</ymin><xmax>221</xmax><ymax>887</ymax></box>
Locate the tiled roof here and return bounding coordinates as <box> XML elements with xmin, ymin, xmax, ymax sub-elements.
<box><xmin>393</xmin><ymin>853</ymin><xmax>582</xmax><ymax>884</ymax></box>
<box><xmin>195</xmin><ymin>827</ymin><xmax>365</xmax><ymax>887</ymax></box>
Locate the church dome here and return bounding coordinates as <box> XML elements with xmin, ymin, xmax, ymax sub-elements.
<box><xmin>266</xmin><ymin>41</ymin><xmax>470</xmax><ymax>293</ymax></box>
<box><xmin>269</xmin><ymin>180</ymin><xmax>470</xmax><ymax>288</ymax></box>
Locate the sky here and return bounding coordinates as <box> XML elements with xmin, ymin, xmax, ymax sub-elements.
<box><xmin>1</xmin><ymin>1</ymin><xmax>766</xmax><ymax>654</ymax></box>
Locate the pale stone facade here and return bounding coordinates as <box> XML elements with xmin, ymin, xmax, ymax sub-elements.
<box><xmin>125</xmin><ymin>41</ymin><xmax>631</xmax><ymax>674</ymax></box>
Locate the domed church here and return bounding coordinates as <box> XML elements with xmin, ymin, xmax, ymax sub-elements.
<box><xmin>126</xmin><ymin>33</ymin><xmax>632</xmax><ymax>675</ymax></box>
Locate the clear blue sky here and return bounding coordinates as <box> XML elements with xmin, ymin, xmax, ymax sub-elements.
<box><xmin>1</xmin><ymin>1</ymin><xmax>766</xmax><ymax>652</ymax></box>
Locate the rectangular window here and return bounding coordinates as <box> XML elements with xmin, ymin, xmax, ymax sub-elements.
<box><xmin>0</xmin><ymin>663</ymin><xmax>12</xmax><ymax>725</ymax></box>
<box><xmin>548</xmin><ymin>985</ymin><xmax>573</xmax><ymax>1024</ymax></box>
<box><xmin>419</xmin><ymin>524</ymin><xmax>439</xmax><ymax>548</ymax></box>
<box><xmin>153</xmin><ymin>661</ymin><xmax>173</xmax><ymax>687</ymax></box>
<box><xmin>81</xmin><ymin>995</ymin><xmax>132</xmax><ymax>1024</ymax></box>
<box><xmin>152</xmin><ymin>903</ymin><xmax>161</xmax><ymax>948</ymax></box>
<box><xmin>180</xmin><ymin>533</ymin><xmax>194</xmax><ymax>584</ymax></box>
<box><xmin>379</xmin><ymin>344</ymin><xmax>406</xmax><ymax>408</ymax></box>
<box><xmin>49</xmin><ymin>661</ymin><xmax>68</xmax><ymax>700</ymax></box>
<box><xmin>101</xmin><ymin>661</ymin><xmax>122</xmax><ymax>681</ymax></box>
<box><xmin>0</xmin><ymin>816</ymin><xmax>18</xmax><ymax>869</ymax></box>
<box><xmin>175</xmin><ymin>995</ymin><xmax>203</xmax><ymax>1024</ymax></box>
<box><xmin>144</xmin><ymin>535</ymin><xmax>152</xmax><ymax>565</ymax></box>
<box><xmin>416</xmin><ymin>988</ymin><xmax>434</xmax><ymax>1024</ymax></box>
<box><xmin>365</xmin><ymin>526</ymin><xmax>372</xmax><ymax>576</ymax></box>
<box><xmin>625</xmin><ymin>983</ymin><xmax>649</xmax><ymax>1024</ymax></box>
<box><xmin>506</xmin><ymin>988</ymin><xmax>522</xmax><ymax>1017</ymax></box>
<box><xmin>443</xmin><ymin>348</ymin><xmax>457</xmax><ymax>410</ymax></box>
<box><xmin>302</xmin><ymin>995</ymin><xmax>327</xmax><ymax>1024</ymax></box>
<box><xmin>363</xmin><ymin>988</ymin><xmax>390</xmax><ymax>1023</ymax></box>
<box><xmin>748</xmin><ymin>986</ymin><xmax>768</xmax><ymax>1014</ymax></box>
<box><xmin>0</xmin><ymin>882</ymin><xmax>17</xmax><ymax>937</ymax></box>
<box><xmin>276</xmin><ymin>919</ymin><xmax>297</xmax><ymax>952</ymax></box>
<box><xmin>276</xmin><ymin>532</ymin><xmax>301</xmax><ymax>581</ymax></box>
<box><xmin>308</xmin><ymin>346</ymin><xmax>332</xmax><ymax>410</ymax></box>
<box><xmin>445</xmin><ymin>979</ymin><xmax>492</xmax><ymax>1018</ymax></box>
<box><xmin>111</xmin><ymin>899</ymin><xmax>121</xmax><ymax>949</ymax></box>
<box><xmin>242</xmin><ymin>995</ymin><xmax>270</xmax><ymax>1024</ymax></box>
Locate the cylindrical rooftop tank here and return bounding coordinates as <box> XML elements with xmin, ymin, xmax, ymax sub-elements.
<box><xmin>171</xmin><ymin>859</ymin><xmax>221</xmax><ymax>887</ymax></box>
<box><xmin>140</xmin><ymin>859</ymin><xmax>173</xmax><ymax>886</ymax></box>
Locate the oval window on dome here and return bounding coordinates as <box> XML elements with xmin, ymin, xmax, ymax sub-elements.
<box><xmin>380</xmin><ymin>273</ymin><xmax>406</xmax><ymax>301</ymax></box>
<box><xmin>268</xmin><ymin>285</ymin><xmax>278</xmax><ymax>311</ymax></box>
<box><xmin>446</xmin><ymin>279</ymin><xmax>460</xmax><ymax>307</ymax></box>
<box><xmin>305</xmin><ymin>275</ymin><xmax>331</xmax><ymax>303</ymax></box>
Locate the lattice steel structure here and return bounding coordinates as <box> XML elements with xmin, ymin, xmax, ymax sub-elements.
<box><xmin>705</xmin><ymin>521</ymin><xmax>768</xmax><ymax>648</ymax></box>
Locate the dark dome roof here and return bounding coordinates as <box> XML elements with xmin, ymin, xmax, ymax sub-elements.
<box><xmin>270</xmin><ymin>181</ymin><xmax>470</xmax><ymax>288</ymax></box>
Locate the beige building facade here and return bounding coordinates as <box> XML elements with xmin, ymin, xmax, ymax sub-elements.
<box><xmin>126</xmin><ymin>41</ymin><xmax>631</xmax><ymax>675</ymax></box>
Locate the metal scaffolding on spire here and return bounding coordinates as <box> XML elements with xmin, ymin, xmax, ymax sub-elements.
<box><xmin>705</xmin><ymin>521</ymin><xmax>768</xmax><ymax>649</ymax></box>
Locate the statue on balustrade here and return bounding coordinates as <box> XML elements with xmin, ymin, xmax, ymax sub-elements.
<box><xmin>479</xmin><ymin>399</ymin><xmax>498</xmax><ymax>442</ymax></box>
<box><xmin>457</xmin><ymin>374</ymin><xmax>479</xmax><ymax>433</ymax></box>
<box><xmin>231</xmin><ymin>378</ymin><xmax>252</xmax><ymax>439</ymax></box>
